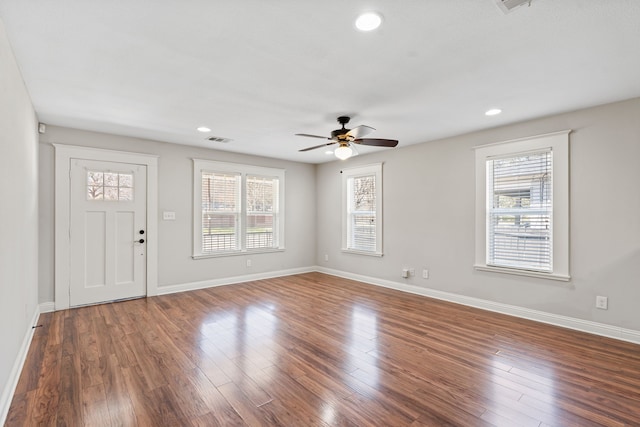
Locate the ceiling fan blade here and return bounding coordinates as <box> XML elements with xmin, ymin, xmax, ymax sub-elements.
<box><xmin>295</xmin><ymin>133</ymin><xmax>331</xmax><ymax>140</ymax></box>
<box><xmin>353</xmin><ymin>138</ymin><xmax>399</xmax><ymax>147</ymax></box>
<box><xmin>346</xmin><ymin>125</ymin><xmax>375</xmax><ymax>139</ymax></box>
<box><xmin>299</xmin><ymin>141</ymin><xmax>337</xmax><ymax>152</ymax></box>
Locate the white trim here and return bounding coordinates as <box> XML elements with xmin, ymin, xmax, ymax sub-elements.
<box><xmin>39</xmin><ymin>302</ymin><xmax>56</xmax><ymax>313</ymax></box>
<box><xmin>473</xmin><ymin>130</ymin><xmax>572</xmax><ymax>150</ymax></box>
<box><xmin>0</xmin><ymin>306</ymin><xmax>40</xmax><ymax>425</ymax></box>
<box><xmin>341</xmin><ymin>162</ymin><xmax>383</xmax><ymax>255</ymax></box>
<box><xmin>315</xmin><ymin>266</ymin><xmax>640</xmax><ymax>346</ymax></box>
<box><xmin>474</xmin><ymin>131</ymin><xmax>571</xmax><ymax>280</ymax></box>
<box><xmin>192</xmin><ymin>159</ymin><xmax>286</xmax><ymax>258</ymax></box>
<box><xmin>53</xmin><ymin>144</ymin><xmax>159</xmax><ymax>309</ymax></box>
<box><xmin>341</xmin><ymin>249</ymin><xmax>384</xmax><ymax>257</ymax></box>
<box><xmin>473</xmin><ymin>264</ymin><xmax>571</xmax><ymax>282</ymax></box>
<box><xmin>156</xmin><ymin>266</ymin><xmax>315</xmax><ymax>295</ymax></box>
<box><xmin>192</xmin><ymin>248</ymin><xmax>286</xmax><ymax>259</ymax></box>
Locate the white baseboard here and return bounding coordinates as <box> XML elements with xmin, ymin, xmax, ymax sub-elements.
<box><xmin>156</xmin><ymin>266</ymin><xmax>317</xmax><ymax>296</ymax></box>
<box><xmin>315</xmin><ymin>266</ymin><xmax>640</xmax><ymax>346</ymax></box>
<box><xmin>36</xmin><ymin>266</ymin><xmax>640</xmax><ymax>346</ymax></box>
<box><xmin>0</xmin><ymin>305</ymin><xmax>41</xmax><ymax>426</ymax></box>
<box><xmin>39</xmin><ymin>302</ymin><xmax>55</xmax><ymax>313</ymax></box>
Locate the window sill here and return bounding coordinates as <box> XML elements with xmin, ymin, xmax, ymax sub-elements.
<box><xmin>474</xmin><ymin>264</ymin><xmax>570</xmax><ymax>282</ymax></box>
<box><xmin>341</xmin><ymin>249</ymin><xmax>383</xmax><ymax>257</ymax></box>
<box><xmin>193</xmin><ymin>248</ymin><xmax>285</xmax><ymax>260</ymax></box>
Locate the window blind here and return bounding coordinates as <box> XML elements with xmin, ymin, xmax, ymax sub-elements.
<box><xmin>201</xmin><ymin>172</ymin><xmax>241</xmax><ymax>252</ymax></box>
<box><xmin>246</xmin><ymin>175</ymin><xmax>278</xmax><ymax>249</ymax></box>
<box><xmin>487</xmin><ymin>150</ymin><xmax>552</xmax><ymax>272</ymax></box>
<box><xmin>348</xmin><ymin>174</ymin><xmax>377</xmax><ymax>252</ymax></box>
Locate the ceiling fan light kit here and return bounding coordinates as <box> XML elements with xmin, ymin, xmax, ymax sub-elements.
<box><xmin>296</xmin><ymin>116</ymin><xmax>399</xmax><ymax>161</ymax></box>
<box><xmin>334</xmin><ymin>145</ymin><xmax>353</xmax><ymax>160</ymax></box>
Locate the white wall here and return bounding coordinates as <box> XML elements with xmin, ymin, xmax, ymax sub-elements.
<box><xmin>0</xmin><ymin>18</ymin><xmax>39</xmax><ymax>421</ymax></box>
<box><xmin>317</xmin><ymin>97</ymin><xmax>640</xmax><ymax>333</ymax></box>
<box><xmin>38</xmin><ymin>126</ymin><xmax>316</xmax><ymax>300</ymax></box>
<box><xmin>34</xmin><ymin>97</ymin><xmax>640</xmax><ymax>337</ymax></box>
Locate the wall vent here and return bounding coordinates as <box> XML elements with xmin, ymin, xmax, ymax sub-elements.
<box><xmin>207</xmin><ymin>136</ymin><xmax>233</xmax><ymax>143</ymax></box>
<box><xmin>496</xmin><ymin>0</ymin><xmax>532</xmax><ymax>14</ymax></box>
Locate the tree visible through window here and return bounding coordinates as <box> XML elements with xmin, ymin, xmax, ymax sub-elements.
<box><xmin>201</xmin><ymin>172</ymin><xmax>240</xmax><ymax>252</ymax></box>
<box><xmin>349</xmin><ymin>175</ymin><xmax>377</xmax><ymax>252</ymax></box>
<box><xmin>246</xmin><ymin>175</ymin><xmax>276</xmax><ymax>249</ymax></box>
<box><xmin>87</xmin><ymin>171</ymin><xmax>133</xmax><ymax>201</ymax></box>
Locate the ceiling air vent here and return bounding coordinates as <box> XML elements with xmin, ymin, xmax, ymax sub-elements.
<box><xmin>207</xmin><ymin>136</ymin><xmax>233</xmax><ymax>143</ymax></box>
<box><xmin>495</xmin><ymin>0</ymin><xmax>532</xmax><ymax>14</ymax></box>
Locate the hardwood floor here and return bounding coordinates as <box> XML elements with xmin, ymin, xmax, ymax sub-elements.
<box><xmin>6</xmin><ymin>272</ymin><xmax>640</xmax><ymax>426</ymax></box>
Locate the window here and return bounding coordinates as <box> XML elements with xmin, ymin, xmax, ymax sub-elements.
<box><xmin>488</xmin><ymin>150</ymin><xmax>552</xmax><ymax>271</ymax></box>
<box><xmin>342</xmin><ymin>163</ymin><xmax>383</xmax><ymax>256</ymax></box>
<box><xmin>193</xmin><ymin>160</ymin><xmax>285</xmax><ymax>258</ymax></box>
<box><xmin>474</xmin><ymin>131</ymin><xmax>570</xmax><ymax>281</ymax></box>
<box><xmin>201</xmin><ymin>171</ymin><xmax>241</xmax><ymax>252</ymax></box>
<box><xmin>87</xmin><ymin>171</ymin><xmax>133</xmax><ymax>201</ymax></box>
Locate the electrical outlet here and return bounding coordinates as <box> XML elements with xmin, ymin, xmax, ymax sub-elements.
<box><xmin>401</xmin><ymin>269</ymin><xmax>409</xmax><ymax>278</ymax></box>
<box><xmin>422</xmin><ymin>269</ymin><xmax>429</xmax><ymax>279</ymax></box>
<box><xmin>409</xmin><ymin>268</ymin><xmax>415</xmax><ymax>277</ymax></box>
<box><xmin>246</xmin><ymin>259</ymin><xmax>252</xmax><ymax>268</ymax></box>
<box><xmin>595</xmin><ymin>296</ymin><xmax>608</xmax><ymax>310</ymax></box>
<box><xmin>324</xmin><ymin>254</ymin><xmax>329</xmax><ymax>262</ymax></box>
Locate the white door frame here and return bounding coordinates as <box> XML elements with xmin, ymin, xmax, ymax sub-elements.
<box><xmin>54</xmin><ymin>144</ymin><xmax>159</xmax><ymax>310</ymax></box>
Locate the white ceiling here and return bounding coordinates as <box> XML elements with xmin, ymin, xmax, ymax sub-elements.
<box><xmin>1</xmin><ymin>0</ymin><xmax>639</xmax><ymax>163</ymax></box>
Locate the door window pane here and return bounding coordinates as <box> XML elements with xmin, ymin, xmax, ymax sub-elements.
<box><xmin>87</xmin><ymin>171</ymin><xmax>134</xmax><ymax>201</ymax></box>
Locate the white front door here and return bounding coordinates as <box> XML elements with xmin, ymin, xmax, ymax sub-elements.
<box><xmin>69</xmin><ymin>159</ymin><xmax>147</xmax><ymax>306</ymax></box>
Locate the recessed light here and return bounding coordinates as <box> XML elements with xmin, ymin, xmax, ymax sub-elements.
<box><xmin>325</xmin><ymin>150</ymin><xmax>334</xmax><ymax>155</ymax></box>
<box><xmin>197</xmin><ymin>126</ymin><xmax>211</xmax><ymax>133</ymax></box>
<box><xmin>485</xmin><ymin>109</ymin><xmax>502</xmax><ymax>116</ymax></box>
<box><xmin>355</xmin><ymin>12</ymin><xmax>382</xmax><ymax>31</ymax></box>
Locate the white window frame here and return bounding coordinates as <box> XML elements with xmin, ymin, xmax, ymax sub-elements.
<box><xmin>474</xmin><ymin>131</ymin><xmax>570</xmax><ymax>281</ymax></box>
<box><xmin>342</xmin><ymin>163</ymin><xmax>383</xmax><ymax>257</ymax></box>
<box><xmin>193</xmin><ymin>159</ymin><xmax>285</xmax><ymax>258</ymax></box>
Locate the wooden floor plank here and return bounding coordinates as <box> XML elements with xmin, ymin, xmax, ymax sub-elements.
<box><xmin>101</xmin><ymin>353</ymin><xmax>137</xmax><ymax>426</ymax></box>
<box><xmin>56</xmin><ymin>353</ymin><xmax>83</xmax><ymax>426</ymax></box>
<box><xmin>81</xmin><ymin>383</ymin><xmax>110</xmax><ymax>427</ymax></box>
<box><xmin>7</xmin><ymin>272</ymin><xmax>640</xmax><ymax>426</ymax></box>
<box><xmin>216</xmin><ymin>382</ymin><xmax>271</xmax><ymax>427</ymax></box>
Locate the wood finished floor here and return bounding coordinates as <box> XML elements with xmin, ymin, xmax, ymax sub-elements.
<box><xmin>6</xmin><ymin>272</ymin><xmax>640</xmax><ymax>426</ymax></box>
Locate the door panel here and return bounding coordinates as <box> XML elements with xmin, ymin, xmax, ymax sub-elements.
<box><xmin>85</xmin><ymin>211</ymin><xmax>107</xmax><ymax>288</ymax></box>
<box><xmin>70</xmin><ymin>159</ymin><xmax>147</xmax><ymax>306</ymax></box>
<box><xmin>116</xmin><ymin>211</ymin><xmax>135</xmax><ymax>284</ymax></box>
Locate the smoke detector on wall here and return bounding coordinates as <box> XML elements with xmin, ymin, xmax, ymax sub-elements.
<box><xmin>496</xmin><ymin>0</ymin><xmax>533</xmax><ymax>14</ymax></box>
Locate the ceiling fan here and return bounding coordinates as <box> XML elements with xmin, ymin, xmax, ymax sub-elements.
<box><xmin>296</xmin><ymin>116</ymin><xmax>399</xmax><ymax>160</ymax></box>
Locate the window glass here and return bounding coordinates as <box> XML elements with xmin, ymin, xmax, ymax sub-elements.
<box><xmin>342</xmin><ymin>163</ymin><xmax>383</xmax><ymax>256</ymax></box>
<box><xmin>474</xmin><ymin>131</ymin><xmax>570</xmax><ymax>281</ymax></box>
<box><xmin>87</xmin><ymin>171</ymin><xmax>133</xmax><ymax>201</ymax></box>
<box><xmin>193</xmin><ymin>160</ymin><xmax>285</xmax><ymax>257</ymax></box>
